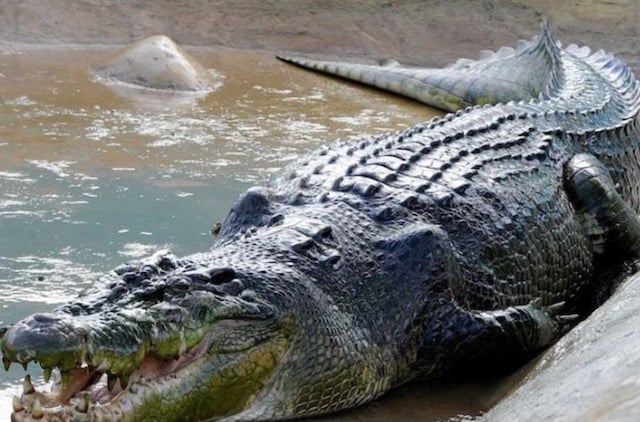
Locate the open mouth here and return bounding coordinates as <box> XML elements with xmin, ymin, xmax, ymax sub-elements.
<box><xmin>8</xmin><ymin>325</ymin><xmax>218</xmax><ymax>421</ymax></box>
<box><xmin>5</xmin><ymin>317</ymin><xmax>281</xmax><ymax>421</ymax></box>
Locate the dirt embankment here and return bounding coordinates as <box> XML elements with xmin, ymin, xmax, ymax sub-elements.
<box><xmin>1</xmin><ymin>0</ymin><xmax>639</xmax><ymax>69</ymax></box>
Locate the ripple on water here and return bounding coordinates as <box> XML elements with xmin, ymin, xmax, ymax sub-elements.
<box><xmin>118</xmin><ymin>242</ymin><xmax>172</xmax><ymax>258</ymax></box>
<box><xmin>0</xmin><ymin>199</ymin><xmax>25</xmax><ymax>208</ymax></box>
<box><xmin>281</xmin><ymin>119</ymin><xmax>328</xmax><ymax>134</ymax></box>
<box><xmin>26</xmin><ymin>160</ymin><xmax>75</xmax><ymax>178</ymax></box>
<box><xmin>0</xmin><ymin>171</ymin><xmax>34</xmax><ymax>183</ymax></box>
<box><xmin>0</xmin><ymin>253</ymin><xmax>98</xmax><ymax>304</ymax></box>
<box><xmin>280</xmin><ymin>88</ymin><xmax>326</xmax><ymax>103</ymax></box>
<box><xmin>4</xmin><ymin>95</ymin><xmax>37</xmax><ymax>107</ymax></box>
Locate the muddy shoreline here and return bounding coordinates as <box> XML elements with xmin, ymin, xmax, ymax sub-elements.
<box><xmin>2</xmin><ymin>1</ymin><xmax>639</xmax><ymax>70</ymax></box>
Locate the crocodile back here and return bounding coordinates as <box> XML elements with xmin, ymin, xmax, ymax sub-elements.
<box><xmin>218</xmin><ymin>24</ymin><xmax>640</xmax><ymax>325</ymax></box>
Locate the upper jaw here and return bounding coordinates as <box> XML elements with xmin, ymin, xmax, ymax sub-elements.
<box><xmin>1</xmin><ymin>251</ymin><xmax>280</xmax><ymax>377</ymax></box>
<box><xmin>1</xmin><ymin>276</ymin><xmax>284</xmax><ymax>421</ymax></box>
<box><xmin>4</xmin><ymin>314</ymin><xmax>287</xmax><ymax>421</ymax></box>
<box><xmin>2</xmin><ymin>244</ymin><xmax>296</xmax><ymax>420</ymax></box>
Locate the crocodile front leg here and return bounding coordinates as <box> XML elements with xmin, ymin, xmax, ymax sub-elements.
<box><xmin>413</xmin><ymin>297</ymin><xmax>572</xmax><ymax>378</ymax></box>
<box><xmin>403</xmin><ymin>227</ymin><xmax>575</xmax><ymax>378</ymax></box>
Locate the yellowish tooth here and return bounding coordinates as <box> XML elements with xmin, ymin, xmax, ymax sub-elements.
<box><xmin>12</xmin><ymin>395</ymin><xmax>23</xmax><ymax>412</ymax></box>
<box><xmin>10</xmin><ymin>412</ymin><xmax>27</xmax><ymax>422</ymax></box>
<box><xmin>43</xmin><ymin>368</ymin><xmax>52</xmax><ymax>383</ymax></box>
<box><xmin>75</xmin><ymin>393</ymin><xmax>90</xmax><ymax>413</ymax></box>
<box><xmin>107</xmin><ymin>374</ymin><xmax>117</xmax><ymax>392</ymax></box>
<box><xmin>120</xmin><ymin>373</ymin><xmax>130</xmax><ymax>389</ymax></box>
<box><xmin>61</xmin><ymin>370</ymin><xmax>70</xmax><ymax>388</ymax></box>
<box><xmin>3</xmin><ymin>357</ymin><xmax>11</xmax><ymax>371</ymax></box>
<box><xmin>31</xmin><ymin>398</ymin><xmax>43</xmax><ymax>419</ymax></box>
<box><xmin>22</xmin><ymin>375</ymin><xmax>35</xmax><ymax>395</ymax></box>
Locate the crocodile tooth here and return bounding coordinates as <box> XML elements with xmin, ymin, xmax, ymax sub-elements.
<box><xmin>61</xmin><ymin>370</ymin><xmax>70</xmax><ymax>388</ymax></box>
<box><xmin>42</xmin><ymin>367</ymin><xmax>52</xmax><ymax>383</ymax></box>
<box><xmin>2</xmin><ymin>357</ymin><xmax>10</xmax><ymax>371</ymax></box>
<box><xmin>11</xmin><ymin>412</ymin><xmax>27</xmax><ymax>422</ymax></box>
<box><xmin>120</xmin><ymin>373</ymin><xmax>130</xmax><ymax>389</ymax></box>
<box><xmin>75</xmin><ymin>393</ymin><xmax>90</xmax><ymax>413</ymax></box>
<box><xmin>107</xmin><ymin>373</ymin><xmax>117</xmax><ymax>392</ymax></box>
<box><xmin>12</xmin><ymin>395</ymin><xmax>23</xmax><ymax>412</ymax></box>
<box><xmin>22</xmin><ymin>375</ymin><xmax>35</xmax><ymax>395</ymax></box>
<box><xmin>21</xmin><ymin>362</ymin><xmax>28</xmax><ymax>371</ymax></box>
<box><xmin>31</xmin><ymin>398</ymin><xmax>43</xmax><ymax>419</ymax></box>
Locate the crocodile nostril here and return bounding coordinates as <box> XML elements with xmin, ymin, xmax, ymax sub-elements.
<box><xmin>158</xmin><ymin>256</ymin><xmax>177</xmax><ymax>271</ymax></box>
<box><xmin>208</xmin><ymin>268</ymin><xmax>236</xmax><ymax>285</ymax></box>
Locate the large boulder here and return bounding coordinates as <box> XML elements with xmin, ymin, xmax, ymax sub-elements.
<box><xmin>483</xmin><ymin>272</ymin><xmax>640</xmax><ymax>421</ymax></box>
<box><xmin>95</xmin><ymin>35</ymin><xmax>212</xmax><ymax>91</ymax></box>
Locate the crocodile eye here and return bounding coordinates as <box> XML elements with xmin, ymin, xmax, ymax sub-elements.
<box><xmin>268</xmin><ymin>214</ymin><xmax>284</xmax><ymax>227</ymax></box>
<box><xmin>209</xmin><ymin>268</ymin><xmax>236</xmax><ymax>285</ymax></box>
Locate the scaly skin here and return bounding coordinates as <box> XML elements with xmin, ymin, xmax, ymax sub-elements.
<box><xmin>3</xmin><ymin>22</ymin><xmax>640</xmax><ymax>421</ymax></box>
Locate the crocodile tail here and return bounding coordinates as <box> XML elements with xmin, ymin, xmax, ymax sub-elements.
<box><xmin>276</xmin><ymin>21</ymin><xmax>563</xmax><ymax>112</ymax></box>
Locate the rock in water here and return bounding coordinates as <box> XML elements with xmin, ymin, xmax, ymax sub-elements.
<box><xmin>95</xmin><ymin>35</ymin><xmax>212</xmax><ymax>91</ymax></box>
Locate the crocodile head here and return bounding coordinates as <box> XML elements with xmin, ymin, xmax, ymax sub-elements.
<box><xmin>1</xmin><ymin>249</ymin><xmax>298</xmax><ymax>421</ymax></box>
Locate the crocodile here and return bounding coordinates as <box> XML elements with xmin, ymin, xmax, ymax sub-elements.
<box><xmin>3</xmin><ymin>22</ymin><xmax>640</xmax><ymax>421</ymax></box>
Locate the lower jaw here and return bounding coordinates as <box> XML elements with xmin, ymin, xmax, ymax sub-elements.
<box><xmin>11</xmin><ymin>354</ymin><xmax>238</xmax><ymax>422</ymax></box>
<box><xmin>12</xmin><ymin>335</ymin><xmax>289</xmax><ymax>422</ymax></box>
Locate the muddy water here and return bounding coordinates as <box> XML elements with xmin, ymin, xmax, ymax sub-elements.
<box><xmin>0</xmin><ymin>45</ymin><xmax>503</xmax><ymax>420</ymax></box>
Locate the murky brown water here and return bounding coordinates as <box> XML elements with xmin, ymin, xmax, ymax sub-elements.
<box><xmin>0</xmin><ymin>45</ymin><xmax>513</xmax><ymax>420</ymax></box>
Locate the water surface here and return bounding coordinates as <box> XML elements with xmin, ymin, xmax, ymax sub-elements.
<box><xmin>0</xmin><ymin>45</ymin><xmax>497</xmax><ymax>419</ymax></box>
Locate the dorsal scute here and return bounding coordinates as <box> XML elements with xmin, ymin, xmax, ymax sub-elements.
<box><xmin>437</xmin><ymin>20</ymin><xmax>564</xmax><ymax>105</ymax></box>
<box><xmin>565</xmin><ymin>44</ymin><xmax>592</xmax><ymax>59</ymax></box>
<box><xmin>434</xmin><ymin>21</ymin><xmax>566</xmax><ymax>108</ymax></box>
<box><xmin>445</xmin><ymin>58</ymin><xmax>474</xmax><ymax>69</ymax></box>
<box><xmin>446</xmin><ymin>20</ymin><xmax>562</xmax><ymax>67</ymax></box>
<box><xmin>578</xmin><ymin>45</ymin><xmax>640</xmax><ymax>111</ymax></box>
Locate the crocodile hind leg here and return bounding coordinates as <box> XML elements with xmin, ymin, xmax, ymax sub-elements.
<box><xmin>563</xmin><ymin>153</ymin><xmax>640</xmax><ymax>257</ymax></box>
<box><xmin>563</xmin><ymin>153</ymin><xmax>640</xmax><ymax>306</ymax></box>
